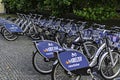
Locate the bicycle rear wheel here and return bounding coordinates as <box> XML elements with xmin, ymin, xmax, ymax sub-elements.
<box><xmin>32</xmin><ymin>51</ymin><xmax>54</xmax><ymax>74</ymax></box>
<box><xmin>51</xmin><ymin>63</ymin><xmax>80</xmax><ymax>80</ymax></box>
<box><xmin>100</xmin><ymin>51</ymin><xmax>120</xmax><ymax>79</ymax></box>
<box><xmin>29</xmin><ymin>28</ymin><xmax>40</xmax><ymax>40</ymax></box>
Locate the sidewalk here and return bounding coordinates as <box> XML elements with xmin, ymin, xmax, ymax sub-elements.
<box><xmin>0</xmin><ymin>35</ymin><xmax>51</xmax><ymax>80</ymax></box>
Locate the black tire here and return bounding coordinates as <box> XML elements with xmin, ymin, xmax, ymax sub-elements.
<box><xmin>51</xmin><ymin>63</ymin><xmax>80</xmax><ymax>80</ymax></box>
<box><xmin>32</xmin><ymin>51</ymin><xmax>54</xmax><ymax>74</ymax></box>
<box><xmin>29</xmin><ymin>28</ymin><xmax>40</xmax><ymax>40</ymax></box>
<box><xmin>0</xmin><ymin>26</ymin><xmax>5</xmax><ymax>34</ymax></box>
<box><xmin>100</xmin><ymin>51</ymin><xmax>120</xmax><ymax>79</ymax></box>
<box><xmin>2</xmin><ymin>28</ymin><xmax>18</xmax><ymax>41</ymax></box>
<box><xmin>30</xmin><ymin>33</ymin><xmax>40</xmax><ymax>40</ymax></box>
<box><xmin>80</xmin><ymin>74</ymin><xmax>102</xmax><ymax>80</ymax></box>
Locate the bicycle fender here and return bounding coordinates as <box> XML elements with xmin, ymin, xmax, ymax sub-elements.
<box><xmin>53</xmin><ymin>60</ymin><xmax>59</xmax><ymax>66</ymax></box>
<box><xmin>98</xmin><ymin>52</ymin><xmax>108</xmax><ymax>70</ymax></box>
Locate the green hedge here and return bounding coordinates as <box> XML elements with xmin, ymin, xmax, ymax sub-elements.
<box><xmin>2</xmin><ymin>0</ymin><xmax>120</xmax><ymax>21</ymax></box>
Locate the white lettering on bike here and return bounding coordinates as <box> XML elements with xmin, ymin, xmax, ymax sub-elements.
<box><xmin>68</xmin><ymin>56</ymin><xmax>82</xmax><ymax>63</ymax></box>
<box><xmin>9</xmin><ymin>26</ymin><xmax>18</xmax><ymax>30</ymax></box>
<box><xmin>46</xmin><ymin>52</ymin><xmax>53</xmax><ymax>55</ymax></box>
<box><xmin>66</xmin><ymin>56</ymin><xmax>82</xmax><ymax>65</ymax></box>
<box><xmin>44</xmin><ymin>46</ymin><xmax>59</xmax><ymax>52</ymax></box>
<box><xmin>48</xmin><ymin>43</ymin><xmax>53</xmax><ymax>46</ymax></box>
<box><xmin>71</xmin><ymin>53</ymin><xmax>77</xmax><ymax>57</ymax></box>
<box><xmin>68</xmin><ymin>63</ymin><xmax>80</xmax><ymax>68</ymax></box>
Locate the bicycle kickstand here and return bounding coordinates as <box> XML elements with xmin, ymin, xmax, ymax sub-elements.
<box><xmin>87</xmin><ymin>69</ymin><xmax>96</xmax><ymax>80</ymax></box>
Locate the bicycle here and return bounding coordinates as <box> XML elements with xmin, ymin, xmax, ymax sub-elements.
<box><xmin>51</xmin><ymin>28</ymin><xmax>120</xmax><ymax>80</ymax></box>
<box><xmin>32</xmin><ymin>20</ymin><xmax>98</xmax><ymax>74</ymax></box>
<box><xmin>71</xmin><ymin>21</ymin><xmax>98</xmax><ymax>60</ymax></box>
<box><xmin>0</xmin><ymin>18</ymin><xmax>22</xmax><ymax>41</ymax></box>
<box><xmin>1</xmin><ymin>14</ymin><xmax>42</xmax><ymax>41</ymax></box>
<box><xmin>32</xmin><ymin>18</ymin><xmax>66</xmax><ymax>74</ymax></box>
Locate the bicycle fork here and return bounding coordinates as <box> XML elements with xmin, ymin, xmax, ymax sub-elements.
<box><xmin>108</xmin><ymin>47</ymin><xmax>117</xmax><ymax>66</ymax></box>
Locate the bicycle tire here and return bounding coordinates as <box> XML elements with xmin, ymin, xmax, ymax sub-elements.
<box><xmin>2</xmin><ymin>28</ymin><xmax>18</xmax><ymax>41</ymax></box>
<box><xmin>32</xmin><ymin>51</ymin><xmax>54</xmax><ymax>74</ymax></box>
<box><xmin>51</xmin><ymin>63</ymin><xmax>80</xmax><ymax>80</ymax></box>
<box><xmin>29</xmin><ymin>28</ymin><xmax>40</xmax><ymax>40</ymax></box>
<box><xmin>0</xmin><ymin>26</ymin><xmax>5</xmax><ymax>33</ymax></box>
<box><xmin>72</xmin><ymin>41</ymin><xmax>98</xmax><ymax>60</ymax></box>
<box><xmin>100</xmin><ymin>51</ymin><xmax>120</xmax><ymax>79</ymax></box>
<box><xmin>80</xmin><ymin>74</ymin><xmax>102</xmax><ymax>80</ymax></box>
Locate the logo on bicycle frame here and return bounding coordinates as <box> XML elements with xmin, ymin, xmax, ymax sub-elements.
<box><xmin>9</xmin><ymin>25</ymin><xmax>18</xmax><ymax>31</ymax></box>
<box><xmin>66</xmin><ymin>53</ymin><xmax>82</xmax><ymax>65</ymax></box>
<box><xmin>58</xmin><ymin>50</ymin><xmax>89</xmax><ymax>71</ymax></box>
<box><xmin>43</xmin><ymin>46</ymin><xmax>59</xmax><ymax>52</ymax></box>
<box><xmin>36</xmin><ymin>41</ymin><xmax>63</xmax><ymax>58</ymax></box>
<box><xmin>43</xmin><ymin>43</ymin><xmax>59</xmax><ymax>52</ymax></box>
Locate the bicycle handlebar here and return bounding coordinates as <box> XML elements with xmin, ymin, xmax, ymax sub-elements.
<box><xmin>111</xmin><ymin>26</ymin><xmax>120</xmax><ymax>32</ymax></box>
<box><xmin>66</xmin><ymin>19</ymin><xmax>74</xmax><ymax>22</ymax></box>
<box><xmin>93</xmin><ymin>23</ymin><xmax>105</xmax><ymax>29</ymax></box>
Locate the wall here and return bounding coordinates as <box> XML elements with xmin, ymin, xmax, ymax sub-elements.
<box><xmin>0</xmin><ymin>0</ymin><xmax>5</xmax><ymax>13</ymax></box>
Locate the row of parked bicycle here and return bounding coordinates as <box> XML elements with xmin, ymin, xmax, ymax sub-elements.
<box><xmin>0</xmin><ymin>13</ymin><xmax>120</xmax><ymax>80</ymax></box>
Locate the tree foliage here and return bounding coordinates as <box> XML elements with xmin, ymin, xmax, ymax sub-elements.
<box><xmin>74</xmin><ymin>7</ymin><xmax>117</xmax><ymax>21</ymax></box>
<box><xmin>2</xmin><ymin>0</ymin><xmax>120</xmax><ymax>21</ymax></box>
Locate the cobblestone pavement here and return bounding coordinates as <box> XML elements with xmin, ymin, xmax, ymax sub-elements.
<box><xmin>0</xmin><ymin>35</ymin><xmax>51</xmax><ymax>80</ymax></box>
<box><xmin>0</xmin><ymin>34</ymin><xmax>119</xmax><ymax>80</ymax></box>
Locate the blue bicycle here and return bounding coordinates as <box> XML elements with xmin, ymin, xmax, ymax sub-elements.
<box><xmin>51</xmin><ymin>28</ymin><xmax>120</xmax><ymax>80</ymax></box>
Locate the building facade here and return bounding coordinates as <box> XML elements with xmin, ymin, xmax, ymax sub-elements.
<box><xmin>0</xmin><ymin>0</ymin><xmax>5</xmax><ymax>13</ymax></box>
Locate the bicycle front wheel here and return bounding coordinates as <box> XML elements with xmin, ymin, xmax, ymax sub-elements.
<box><xmin>100</xmin><ymin>51</ymin><xmax>120</xmax><ymax>79</ymax></box>
<box><xmin>2</xmin><ymin>28</ymin><xmax>18</xmax><ymax>41</ymax></box>
<box><xmin>32</xmin><ymin>51</ymin><xmax>54</xmax><ymax>74</ymax></box>
<box><xmin>29</xmin><ymin>28</ymin><xmax>40</xmax><ymax>40</ymax></box>
<box><xmin>51</xmin><ymin>63</ymin><xmax>80</xmax><ymax>80</ymax></box>
<box><xmin>72</xmin><ymin>41</ymin><xmax>98</xmax><ymax>60</ymax></box>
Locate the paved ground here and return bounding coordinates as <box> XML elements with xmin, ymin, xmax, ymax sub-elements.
<box><xmin>0</xmin><ymin>34</ymin><xmax>51</xmax><ymax>80</ymax></box>
<box><xmin>0</xmin><ymin>34</ymin><xmax>119</xmax><ymax>80</ymax></box>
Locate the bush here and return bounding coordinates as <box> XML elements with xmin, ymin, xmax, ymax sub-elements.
<box><xmin>2</xmin><ymin>0</ymin><xmax>120</xmax><ymax>21</ymax></box>
<box><xmin>73</xmin><ymin>7</ymin><xmax>118</xmax><ymax>21</ymax></box>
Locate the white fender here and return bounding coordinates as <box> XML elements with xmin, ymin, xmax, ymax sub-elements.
<box><xmin>98</xmin><ymin>52</ymin><xmax>108</xmax><ymax>70</ymax></box>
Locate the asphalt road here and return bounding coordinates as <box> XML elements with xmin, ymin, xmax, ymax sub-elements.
<box><xmin>0</xmin><ymin>34</ymin><xmax>119</xmax><ymax>80</ymax></box>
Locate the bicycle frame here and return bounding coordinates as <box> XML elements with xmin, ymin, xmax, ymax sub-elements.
<box><xmin>71</xmin><ymin>26</ymin><xmax>97</xmax><ymax>58</ymax></box>
<box><xmin>90</xmin><ymin>38</ymin><xmax>116</xmax><ymax>69</ymax></box>
<box><xmin>89</xmin><ymin>43</ymin><xmax>106</xmax><ymax>67</ymax></box>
